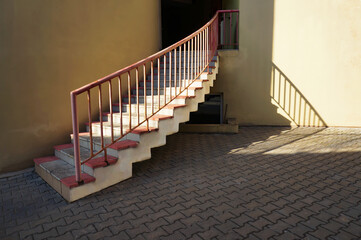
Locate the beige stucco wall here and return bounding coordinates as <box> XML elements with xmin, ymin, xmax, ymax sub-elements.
<box><xmin>214</xmin><ymin>0</ymin><xmax>361</xmax><ymax>127</ymax></box>
<box><xmin>0</xmin><ymin>0</ymin><xmax>161</xmax><ymax>173</ymax></box>
<box><xmin>272</xmin><ymin>0</ymin><xmax>361</xmax><ymax>127</ymax></box>
<box><xmin>213</xmin><ymin>0</ymin><xmax>289</xmax><ymax>126</ymax></box>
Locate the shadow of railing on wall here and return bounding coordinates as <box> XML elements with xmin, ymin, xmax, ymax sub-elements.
<box><xmin>271</xmin><ymin>63</ymin><xmax>327</xmax><ymax>127</ymax></box>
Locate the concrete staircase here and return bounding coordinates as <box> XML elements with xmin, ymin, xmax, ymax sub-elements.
<box><xmin>34</xmin><ymin>53</ymin><xmax>219</xmax><ymax>202</ymax></box>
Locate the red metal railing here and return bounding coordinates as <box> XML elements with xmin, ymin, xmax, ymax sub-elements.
<box><xmin>70</xmin><ymin>10</ymin><xmax>239</xmax><ymax>183</ymax></box>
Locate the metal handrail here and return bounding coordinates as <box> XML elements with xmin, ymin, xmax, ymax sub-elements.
<box><xmin>70</xmin><ymin>10</ymin><xmax>239</xmax><ymax>182</ymax></box>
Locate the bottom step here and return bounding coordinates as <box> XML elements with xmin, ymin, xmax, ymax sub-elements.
<box><xmin>34</xmin><ymin>156</ymin><xmax>96</xmax><ymax>199</ymax></box>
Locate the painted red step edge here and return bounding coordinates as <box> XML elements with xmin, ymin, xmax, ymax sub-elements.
<box><xmin>109</xmin><ymin>139</ymin><xmax>138</xmax><ymax>150</ymax></box>
<box><xmin>131</xmin><ymin>126</ymin><xmax>158</xmax><ymax>134</ymax></box>
<box><xmin>34</xmin><ymin>156</ymin><xmax>59</xmax><ymax>165</ymax></box>
<box><xmin>84</xmin><ymin>155</ymin><xmax>117</xmax><ymax>168</ymax></box>
<box><xmin>61</xmin><ymin>173</ymin><xmax>95</xmax><ymax>188</ymax></box>
<box><xmin>53</xmin><ymin>143</ymin><xmax>73</xmax><ymax>151</ymax></box>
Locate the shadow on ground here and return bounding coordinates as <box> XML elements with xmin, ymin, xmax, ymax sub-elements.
<box><xmin>1</xmin><ymin>127</ymin><xmax>361</xmax><ymax>239</ymax></box>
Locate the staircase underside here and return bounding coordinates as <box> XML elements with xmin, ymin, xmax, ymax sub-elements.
<box><xmin>34</xmin><ymin>54</ymin><xmax>219</xmax><ymax>202</ymax></box>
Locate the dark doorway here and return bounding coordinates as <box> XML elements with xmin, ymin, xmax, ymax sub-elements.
<box><xmin>161</xmin><ymin>0</ymin><xmax>222</xmax><ymax>48</ymax></box>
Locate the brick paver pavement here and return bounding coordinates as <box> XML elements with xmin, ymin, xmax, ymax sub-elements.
<box><xmin>1</xmin><ymin>127</ymin><xmax>361</xmax><ymax>239</ymax></box>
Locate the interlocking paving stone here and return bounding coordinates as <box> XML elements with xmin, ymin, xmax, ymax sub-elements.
<box><xmin>1</xmin><ymin>127</ymin><xmax>361</xmax><ymax>239</ymax></box>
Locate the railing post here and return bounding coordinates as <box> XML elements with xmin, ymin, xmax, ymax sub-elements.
<box><xmin>70</xmin><ymin>93</ymin><xmax>82</xmax><ymax>183</ymax></box>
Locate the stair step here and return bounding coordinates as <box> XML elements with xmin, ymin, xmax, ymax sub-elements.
<box><xmin>34</xmin><ymin>156</ymin><xmax>96</xmax><ymax>194</ymax></box>
<box><xmin>53</xmin><ymin>143</ymin><xmax>118</xmax><ymax>175</ymax></box>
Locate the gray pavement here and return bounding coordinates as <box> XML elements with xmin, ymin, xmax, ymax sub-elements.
<box><xmin>1</xmin><ymin>127</ymin><xmax>361</xmax><ymax>239</ymax></box>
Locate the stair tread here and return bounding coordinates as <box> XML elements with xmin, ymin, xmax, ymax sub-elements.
<box><xmin>109</xmin><ymin>139</ymin><xmax>138</xmax><ymax>150</ymax></box>
<box><xmin>131</xmin><ymin>126</ymin><xmax>158</xmax><ymax>134</ymax></box>
<box><xmin>85</xmin><ymin>155</ymin><xmax>117</xmax><ymax>168</ymax></box>
<box><xmin>34</xmin><ymin>156</ymin><xmax>59</xmax><ymax>165</ymax></box>
<box><xmin>54</xmin><ymin>143</ymin><xmax>118</xmax><ymax>169</ymax></box>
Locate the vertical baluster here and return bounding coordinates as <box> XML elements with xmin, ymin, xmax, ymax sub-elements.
<box><xmin>143</xmin><ymin>64</ymin><xmax>149</xmax><ymax>130</ymax></box>
<box><xmin>158</xmin><ymin>58</ymin><xmax>160</xmax><ymax>110</ymax></box>
<box><xmin>183</xmin><ymin>43</ymin><xmax>186</xmax><ymax>90</ymax></box>
<box><xmin>202</xmin><ymin>30</ymin><xmax>204</xmax><ymax>71</ymax></box>
<box><xmin>198</xmin><ymin>33</ymin><xmax>200</xmax><ymax>74</ymax></box>
<box><xmin>108</xmin><ymin>80</ymin><xmax>114</xmax><ymax>142</ymax></box>
<box><xmin>201</xmin><ymin>31</ymin><xmax>204</xmax><ymax>72</ymax></box>
<box><xmin>199</xmin><ymin>33</ymin><xmax>201</xmax><ymax>74</ymax></box>
<box><xmin>136</xmin><ymin>68</ymin><xmax>139</xmax><ymax>125</ymax></box>
<box><xmin>199</xmin><ymin>32</ymin><xmax>203</xmax><ymax>71</ymax></box>
<box><xmin>169</xmin><ymin>51</ymin><xmax>172</xmax><ymax>100</ymax></box>
<box><xmin>195</xmin><ymin>35</ymin><xmax>198</xmax><ymax>78</ymax></box>
<box><xmin>87</xmin><ymin>90</ymin><xmax>93</xmax><ymax>156</ymax></box>
<box><xmin>187</xmin><ymin>40</ymin><xmax>190</xmax><ymax>96</ymax></box>
<box><xmin>98</xmin><ymin>85</ymin><xmax>104</xmax><ymax>151</ymax></box>
<box><xmin>127</xmin><ymin>72</ymin><xmax>131</xmax><ymax>131</ymax></box>
<box><xmin>206</xmin><ymin>28</ymin><xmax>209</xmax><ymax>72</ymax></box>
<box><xmin>203</xmin><ymin>30</ymin><xmax>205</xmax><ymax>70</ymax></box>
<box><xmin>151</xmin><ymin>60</ymin><xmax>154</xmax><ymax>114</ymax></box>
<box><xmin>179</xmin><ymin>45</ymin><xmax>181</xmax><ymax>95</ymax></box>
<box><xmin>174</xmin><ymin>48</ymin><xmax>177</xmax><ymax>97</ymax></box>
<box><xmin>118</xmin><ymin>76</ymin><xmax>123</xmax><ymax>136</ymax></box>
<box><xmin>191</xmin><ymin>38</ymin><xmax>194</xmax><ymax>81</ymax></box>
<box><xmin>164</xmin><ymin>55</ymin><xmax>166</xmax><ymax>105</ymax></box>
<box><xmin>194</xmin><ymin>36</ymin><xmax>196</xmax><ymax>79</ymax></box>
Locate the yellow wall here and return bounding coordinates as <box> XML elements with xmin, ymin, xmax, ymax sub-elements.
<box><xmin>213</xmin><ymin>0</ymin><xmax>290</xmax><ymax>126</ymax></box>
<box><xmin>0</xmin><ymin>0</ymin><xmax>162</xmax><ymax>173</ymax></box>
<box><xmin>272</xmin><ymin>0</ymin><xmax>361</xmax><ymax>127</ymax></box>
<box><xmin>214</xmin><ymin>0</ymin><xmax>361</xmax><ymax>127</ymax></box>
